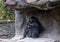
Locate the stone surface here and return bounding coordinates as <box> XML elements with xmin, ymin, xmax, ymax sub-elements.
<box><xmin>2</xmin><ymin>0</ymin><xmax>60</xmax><ymax>10</ymax></box>
<box><xmin>0</xmin><ymin>38</ymin><xmax>60</xmax><ymax>42</ymax></box>
<box><xmin>0</xmin><ymin>20</ymin><xmax>15</xmax><ymax>39</ymax></box>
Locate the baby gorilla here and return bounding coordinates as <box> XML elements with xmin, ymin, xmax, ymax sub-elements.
<box><xmin>20</xmin><ymin>16</ymin><xmax>45</xmax><ymax>39</ymax></box>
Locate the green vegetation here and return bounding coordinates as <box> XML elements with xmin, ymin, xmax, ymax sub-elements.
<box><xmin>0</xmin><ymin>0</ymin><xmax>14</xmax><ymax>20</ymax></box>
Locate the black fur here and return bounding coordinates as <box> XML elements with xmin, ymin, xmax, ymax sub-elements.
<box><xmin>21</xmin><ymin>16</ymin><xmax>45</xmax><ymax>39</ymax></box>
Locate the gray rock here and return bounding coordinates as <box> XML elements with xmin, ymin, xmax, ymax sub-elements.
<box><xmin>2</xmin><ymin>0</ymin><xmax>60</xmax><ymax>10</ymax></box>
<box><xmin>0</xmin><ymin>20</ymin><xmax>15</xmax><ymax>39</ymax></box>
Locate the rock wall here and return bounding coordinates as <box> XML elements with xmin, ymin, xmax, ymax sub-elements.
<box><xmin>0</xmin><ymin>20</ymin><xmax>15</xmax><ymax>39</ymax></box>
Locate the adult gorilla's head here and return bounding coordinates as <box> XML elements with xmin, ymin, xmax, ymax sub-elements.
<box><xmin>29</xmin><ymin>16</ymin><xmax>39</xmax><ymax>23</ymax></box>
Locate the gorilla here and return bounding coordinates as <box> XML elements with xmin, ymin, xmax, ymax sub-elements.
<box><xmin>20</xmin><ymin>16</ymin><xmax>45</xmax><ymax>39</ymax></box>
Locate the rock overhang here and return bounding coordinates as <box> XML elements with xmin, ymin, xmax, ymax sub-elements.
<box><xmin>2</xmin><ymin>0</ymin><xmax>60</xmax><ymax>10</ymax></box>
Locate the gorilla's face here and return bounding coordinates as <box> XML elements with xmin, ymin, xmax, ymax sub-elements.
<box><xmin>29</xmin><ymin>16</ymin><xmax>37</xmax><ymax>23</ymax></box>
